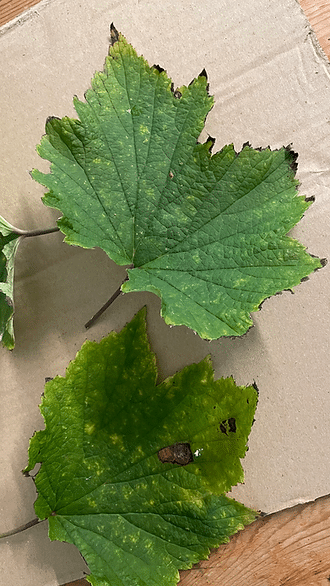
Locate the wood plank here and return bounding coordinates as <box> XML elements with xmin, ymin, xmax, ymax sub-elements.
<box><xmin>299</xmin><ymin>0</ymin><xmax>330</xmax><ymax>60</ymax></box>
<box><xmin>0</xmin><ymin>0</ymin><xmax>41</xmax><ymax>27</ymax></box>
<box><xmin>61</xmin><ymin>494</ymin><xmax>330</xmax><ymax>586</ymax></box>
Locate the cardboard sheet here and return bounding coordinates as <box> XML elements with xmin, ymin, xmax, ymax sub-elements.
<box><xmin>1</xmin><ymin>0</ymin><xmax>329</xmax><ymax>583</ymax></box>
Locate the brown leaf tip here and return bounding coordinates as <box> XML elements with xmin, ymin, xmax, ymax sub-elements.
<box><xmin>110</xmin><ymin>23</ymin><xmax>120</xmax><ymax>46</ymax></box>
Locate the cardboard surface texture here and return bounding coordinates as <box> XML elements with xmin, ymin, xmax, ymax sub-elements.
<box><xmin>0</xmin><ymin>0</ymin><xmax>329</xmax><ymax>584</ymax></box>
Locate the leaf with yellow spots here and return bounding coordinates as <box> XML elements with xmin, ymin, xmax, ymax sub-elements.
<box><xmin>25</xmin><ymin>308</ymin><xmax>258</xmax><ymax>586</ymax></box>
<box><xmin>32</xmin><ymin>25</ymin><xmax>322</xmax><ymax>339</ymax></box>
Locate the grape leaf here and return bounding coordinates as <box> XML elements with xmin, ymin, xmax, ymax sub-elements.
<box><xmin>32</xmin><ymin>26</ymin><xmax>322</xmax><ymax>339</ymax></box>
<box><xmin>0</xmin><ymin>216</ymin><xmax>21</xmax><ymax>349</ymax></box>
<box><xmin>25</xmin><ymin>308</ymin><xmax>258</xmax><ymax>586</ymax></box>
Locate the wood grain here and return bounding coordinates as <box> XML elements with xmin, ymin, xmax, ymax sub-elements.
<box><xmin>0</xmin><ymin>0</ymin><xmax>41</xmax><ymax>27</ymax></box>
<box><xmin>61</xmin><ymin>494</ymin><xmax>330</xmax><ymax>586</ymax></box>
<box><xmin>299</xmin><ymin>0</ymin><xmax>330</xmax><ymax>60</ymax></box>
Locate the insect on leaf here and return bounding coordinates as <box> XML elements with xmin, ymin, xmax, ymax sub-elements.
<box><xmin>32</xmin><ymin>25</ymin><xmax>322</xmax><ymax>338</ymax></box>
<box><xmin>25</xmin><ymin>308</ymin><xmax>258</xmax><ymax>586</ymax></box>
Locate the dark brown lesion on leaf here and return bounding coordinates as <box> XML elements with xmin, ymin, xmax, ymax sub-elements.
<box><xmin>284</xmin><ymin>145</ymin><xmax>298</xmax><ymax>174</ymax></box>
<box><xmin>153</xmin><ymin>64</ymin><xmax>165</xmax><ymax>74</ymax></box>
<box><xmin>206</xmin><ymin>135</ymin><xmax>216</xmax><ymax>152</ymax></box>
<box><xmin>170</xmin><ymin>82</ymin><xmax>182</xmax><ymax>99</ymax></box>
<box><xmin>158</xmin><ymin>442</ymin><xmax>193</xmax><ymax>466</ymax></box>
<box><xmin>219</xmin><ymin>417</ymin><xmax>236</xmax><ymax>435</ymax></box>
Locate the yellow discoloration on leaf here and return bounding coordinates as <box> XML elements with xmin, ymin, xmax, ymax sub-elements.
<box><xmin>84</xmin><ymin>422</ymin><xmax>95</xmax><ymax>435</ymax></box>
<box><xmin>139</xmin><ymin>124</ymin><xmax>150</xmax><ymax>135</ymax></box>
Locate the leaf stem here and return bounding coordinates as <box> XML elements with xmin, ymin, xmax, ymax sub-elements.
<box><xmin>0</xmin><ymin>517</ymin><xmax>43</xmax><ymax>539</ymax></box>
<box><xmin>85</xmin><ymin>271</ymin><xmax>132</xmax><ymax>329</ymax></box>
<box><xmin>14</xmin><ymin>226</ymin><xmax>60</xmax><ymax>238</ymax></box>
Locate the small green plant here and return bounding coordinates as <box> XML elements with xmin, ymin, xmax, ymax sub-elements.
<box><xmin>0</xmin><ymin>24</ymin><xmax>324</xmax><ymax>586</ymax></box>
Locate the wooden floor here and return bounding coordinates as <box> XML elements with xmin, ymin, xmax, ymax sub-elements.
<box><xmin>300</xmin><ymin>0</ymin><xmax>330</xmax><ymax>59</ymax></box>
<box><xmin>0</xmin><ymin>0</ymin><xmax>40</xmax><ymax>26</ymax></box>
<box><xmin>1</xmin><ymin>0</ymin><xmax>330</xmax><ymax>585</ymax></box>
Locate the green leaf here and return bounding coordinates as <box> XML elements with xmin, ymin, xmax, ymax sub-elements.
<box><xmin>25</xmin><ymin>308</ymin><xmax>258</xmax><ymax>586</ymax></box>
<box><xmin>32</xmin><ymin>27</ymin><xmax>322</xmax><ymax>338</ymax></box>
<box><xmin>0</xmin><ymin>216</ymin><xmax>21</xmax><ymax>349</ymax></box>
